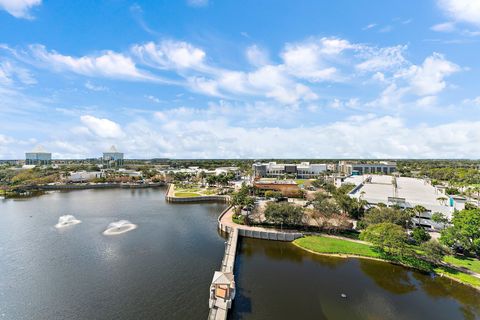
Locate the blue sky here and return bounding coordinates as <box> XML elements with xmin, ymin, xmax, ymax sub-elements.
<box><xmin>1</xmin><ymin>0</ymin><xmax>480</xmax><ymax>159</ymax></box>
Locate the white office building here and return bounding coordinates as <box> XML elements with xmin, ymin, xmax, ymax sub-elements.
<box><xmin>252</xmin><ymin>162</ymin><xmax>327</xmax><ymax>179</ymax></box>
<box><xmin>345</xmin><ymin>175</ymin><xmax>465</xmax><ymax>230</ymax></box>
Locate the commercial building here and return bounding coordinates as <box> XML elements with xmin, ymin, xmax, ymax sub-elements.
<box><xmin>252</xmin><ymin>162</ymin><xmax>327</xmax><ymax>179</ymax></box>
<box><xmin>338</xmin><ymin>161</ymin><xmax>396</xmax><ymax>176</ymax></box>
<box><xmin>25</xmin><ymin>145</ymin><xmax>51</xmax><ymax>165</ymax></box>
<box><xmin>67</xmin><ymin>171</ymin><xmax>104</xmax><ymax>182</ymax></box>
<box><xmin>103</xmin><ymin>145</ymin><xmax>124</xmax><ymax>167</ymax></box>
<box><xmin>345</xmin><ymin>175</ymin><xmax>465</xmax><ymax>230</ymax></box>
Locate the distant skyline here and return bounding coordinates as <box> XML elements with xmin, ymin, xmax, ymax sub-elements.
<box><xmin>1</xmin><ymin>0</ymin><xmax>480</xmax><ymax>159</ymax></box>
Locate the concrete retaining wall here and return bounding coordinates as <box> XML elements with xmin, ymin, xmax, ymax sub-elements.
<box><xmin>165</xmin><ymin>183</ymin><xmax>230</xmax><ymax>203</ymax></box>
<box><xmin>33</xmin><ymin>182</ymin><xmax>165</xmax><ymax>191</ymax></box>
<box><xmin>166</xmin><ymin>195</ymin><xmax>230</xmax><ymax>203</ymax></box>
<box><xmin>217</xmin><ymin>206</ymin><xmax>303</xmax><ymax>242</ymax></box>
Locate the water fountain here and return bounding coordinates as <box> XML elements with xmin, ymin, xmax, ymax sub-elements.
<box><xmin>55</xmin><ymin>215</ymin><xmax>82</xmax><ymax>228</ymax></box>
<box><xmin>103</xmin><ymin>220</ymin><xmax>137</xmax><ymax>235</ymax></box>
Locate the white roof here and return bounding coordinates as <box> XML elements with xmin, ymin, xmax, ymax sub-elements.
<box><xmin>348</xmin><ymin>175</ymin><xmax>452</xmax><ymax>215</ymax></box>
<box><xmin>212</xmin><ymin>271</ymin><xmax>234</xmax><ymax>285</ymax></box>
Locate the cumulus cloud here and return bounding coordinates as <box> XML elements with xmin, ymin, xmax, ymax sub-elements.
<box><xmin>38</xmin><ymin>112</ymin><xmax>480</xmax><ymax>159</ymax></box>
<box><xmin>80</xmin><ymin>115</ymin><xmax>124</xmax><ymax>139</ymax></box>
<box><xmin>280</xmin><ymin>37</ymin><xmax>353</xmax><ymax>81</ymax></box>
<box><xmin>28</xmin><ymin>44</ymin><xmax>157</xmax><ymax>81</ymax></box>
<box><xmin>398</xmin><ymin>53</ymin><xmax>460</xmax><ymax>96</ymax></box>
<box><xmin>132</xmin><ymin>40</ymin><xmax>206</xmax><ymax>71</ymax></box>
<box><xmin>246</xmin><ymin>45</ymin><xmax>269</xmax><ymax>67</ymax></box>
<box><xmin>0</xmin><ymin>0</ymin><xmax>41</xmax><ymax>19</ymax></box>
<box><xmin>437</xmin><ymin>0</ymin><xmax>480</xmax><ymax>26</ymax></box>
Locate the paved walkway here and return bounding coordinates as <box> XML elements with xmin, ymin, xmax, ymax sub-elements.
<box><xmin>220</xmin><ymin>207</ymin><xmax>304</xmax><ymax>235</ymax></box>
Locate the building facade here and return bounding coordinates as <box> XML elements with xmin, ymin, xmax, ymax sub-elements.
<box><xmin>338</xmin><ymin>161</ymin><xmax>397</xmax><ymax>176</ymax></box>
<box><xmin>103</xmin><ymin>146</ymin><xmax>124</xmax><ymax>167</ymax></box>
<box><xmin>25</xmin><ymin>146</ymin><xmax>52</xmax><ymax>165</ymax></box>
<box><xmin>252</xmin><ymin>162</ymin><xmax>327</xmax><ymax>179</ymax></box>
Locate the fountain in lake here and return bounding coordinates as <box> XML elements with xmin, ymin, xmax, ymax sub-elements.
<box><xmin>55</xmin><ymin>215</ymin><xmax>82</xmax><ymax>228</ymax></box>
<box><xmin>103</xmin><ymin>220</ymin><xmax>137</xmax><ymax>235</ymax></box>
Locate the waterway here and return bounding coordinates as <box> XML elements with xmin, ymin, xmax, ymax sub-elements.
<box><xmin>231</xmin><ymin>238</ymin><xmax>480</xmax><ymax>320</ymax></box>
<box><xmin>0</xmin><ymin>188</ymin><xmax>226</xmax><ymax>319</ymax></box>
<box><xmin>1</xmin><ymin>188</ymin><xmax>479</xmax><ymax>319</ymax></box>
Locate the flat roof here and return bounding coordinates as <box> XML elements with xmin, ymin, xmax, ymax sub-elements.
<box><xmin>347</xmin><ymin>175</ymin><xmax>451</xmax><ymax>213</ymax></box>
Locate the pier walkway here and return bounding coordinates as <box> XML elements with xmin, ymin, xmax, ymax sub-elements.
<box><xmin>208</xmin><ymin>228</ymin><xmax>238</xmax><ymax>320</ymax></box>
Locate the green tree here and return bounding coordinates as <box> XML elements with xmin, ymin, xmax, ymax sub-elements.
<box><xmin>360</xmin><ymin>206</ymin><xmax>412</xmax><ymax>229</ymax></box>
<box><xmin>411</xmin><ymin>227</ymin><xmax>431</xmax><ymax>244</ymax></box>
<box><xmin>264</xmin><ymin>202</ymin><xmax>305</xmax><ymax>226</ymax></box>
<box><xmin>431</xmin><ymin>212</ymin><xmax>448</xmax><ymax>224</ymax></box>
<box><xmin>440</xmin><ymin>209</ymin><xmax>480</xmax><ymax>256</ymax></box>
<box><xmin>420</xmin><ymin>240</ymin><xmax>451</xmax><ymax>264</ymax></box>
<box><xmin>360</xmin><ymin>222</ymin><xmax>408</xmax><ymax>256</ymax></box>
<box><xmin>264</xmin><ymin>190</ymin><xmax>283</xmax><ymax>199</ymax></box>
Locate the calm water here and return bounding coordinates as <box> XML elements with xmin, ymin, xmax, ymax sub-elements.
<box><xmin>1</xmin><ymin>189</ymin><xmax>479</xmax><ymax>320</ymax></box>
<box><xmin>231</xmin><ymin>238</ymin><xmax>480</xmax><ymax>320</ymax></box>
<box><xmin>0</xmin><ymin>188</ymin><xmax>226</xmax><ymax>319</ymax></box>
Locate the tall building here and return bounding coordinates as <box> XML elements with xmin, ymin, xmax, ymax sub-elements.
<box><xmin>103</xmin><ymin>145</ymin><xmax>124</xmax><ymax>167</ymax></box>
<box><xmin>25</xmin><ymin>145</ymin><xmax>51</xmax><ymax>165</ymax></box>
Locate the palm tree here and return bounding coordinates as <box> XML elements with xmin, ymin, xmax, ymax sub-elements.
<box><xmin>413</xmin><ymin>205</ymin><xmax>427</xmax><ymax>227</ymax></box>
<box><xmin>472</xmin><ymin>186</ymin><xmax>480</xmax><ymax>206</ymax></box>
<box><xmin>436</xmin><ymin>196</ymin><xmax>448</xmax><ymax>206</ymax></box>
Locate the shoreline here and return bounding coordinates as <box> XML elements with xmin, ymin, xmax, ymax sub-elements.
<box><xmin>292</xmin><ymin>241</ymin><xmax>480</xmax><ymax>291</ymax></box>
<box><xmin>165</xmin><ymin>183</ymin><xmax>230</xmax><ymax>203</ymax></box>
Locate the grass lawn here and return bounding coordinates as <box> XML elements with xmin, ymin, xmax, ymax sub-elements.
<box><xmin>295</xmin><ymin>179</ymin><xmax>311</xmax><ymax>185</ymax></box>
<box><xmin>434</xmin><ymin>266</ymin><xmax>480</xmax><ymax>288</ymax></box>
<box><xmin>174</xmin><ymin>192</ymin><xmax>200</xmax><ymax>197</ymax></box>
<box><xmin>295</xmin><ymin>235</ymin><xmax>480</xmax><ymax>288</ymax></box>
<box><xmin>444</xmin><ymin>255</ymin><xmax>480</xmax><ymax>274</ymax></box>
<box><xmin>294</xmin><ymin>236</ymin><xmax>381</xmax><ymax>258</ymax></box>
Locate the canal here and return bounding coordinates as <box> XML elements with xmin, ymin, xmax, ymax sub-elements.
<box><xmin>0</xmin><ymin>188</ymin><xmax>479</xmax><ymax>319</ymax></box>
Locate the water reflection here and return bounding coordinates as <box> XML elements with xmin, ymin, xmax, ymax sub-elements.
<box><xmin>358</xmin><ymin>259</ymin><xmax>417</xmax><ymax>294</ymax></box>
<box><xmin>231</xmin><ymin>238</ymin><xmax>480</xmax><ymax>320</ymax></box>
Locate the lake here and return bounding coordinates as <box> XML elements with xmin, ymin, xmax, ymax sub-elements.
<box><xmin>1</xmin><ymin>188</ymin><xmax>478</xmax><ymax>319</ymax></box>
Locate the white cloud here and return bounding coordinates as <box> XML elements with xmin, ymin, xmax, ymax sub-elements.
<box><xmin>28</xmin><ymin>44</ymin><xmax>156</xmax><ymax>81</ymax></box>
<box><xmin>47</xmin><ymin>113</ymin><xmax>480</xmax><ymax>159</ymax></box>
<box><xmin>416</xmin><ymin>95</ymin><xmax>437</xmax><ymax>107</ymax></box>
<box><xmin>0</xmin><ymin>0</ymin><xmax>41</xmax><ymax>19</ymax></box>
<box><xmin>246</xmin><ymin>45</ymin><xmax>269</xmax><ymax>67</ymax></box>
<box><xmin>85</xmin><ymin>81</ymin><xmax>107</xmax><ymax>91</ymax></box>
<box><xmin>0</xmin><ymin>59</ymin><xmax>36</xmax><ymax>85</ymax></box>
<box><xmin>187</xmin><ymin>0</ymin><xmax>208</xmax><ymax>7</ymax></box>
<box><xmin>280</xmin><ymin>37</ymin><xmax>351</xmax><ymax>82</ymax></box>
<box><xmin>463</xmin><ymin>96</ymin><xmax>480</xmax><ymax>105</ymax></box>
<box><xmin>363</xmin><ymin>23</ymin><xmax>377</xmax><ymax>30</ymax></box>
<box><xmin>80</xmin><ymin>115</ymin><xmax>124</xmax><ymax>139</ymax></box>
<box><xmin>431</xmin><ymin>22</ymin><xmax>456</xmax><ymax>32</ymax></box>
<box><xmin>437</xmin><ymin>0</ymin><xmax>480</xmax><ymax>26</ymax></box>
<box><xmin>356</xmin><ymin>45</ymin><xmax>407</xmax><ymax>72</ymax></box>
<box><xmin>398</xmin><ymin>53</ymin><xmax>460</xmax><ymax>96</ymax></box>
<box><xmin>132</xmin><ymin>40</ymin><xmax>206</xmax><ymax>71</ymax></box>
<box><xmin>145</xmin><ymin>95</ymin><xmax>161</xmax><ymax>103</ymax></box>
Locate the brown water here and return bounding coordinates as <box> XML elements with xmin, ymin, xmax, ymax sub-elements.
<box><xmin>231</xmin><ymin>238</ymin><xmax>480</xmax><ymax>320</ymax></box>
